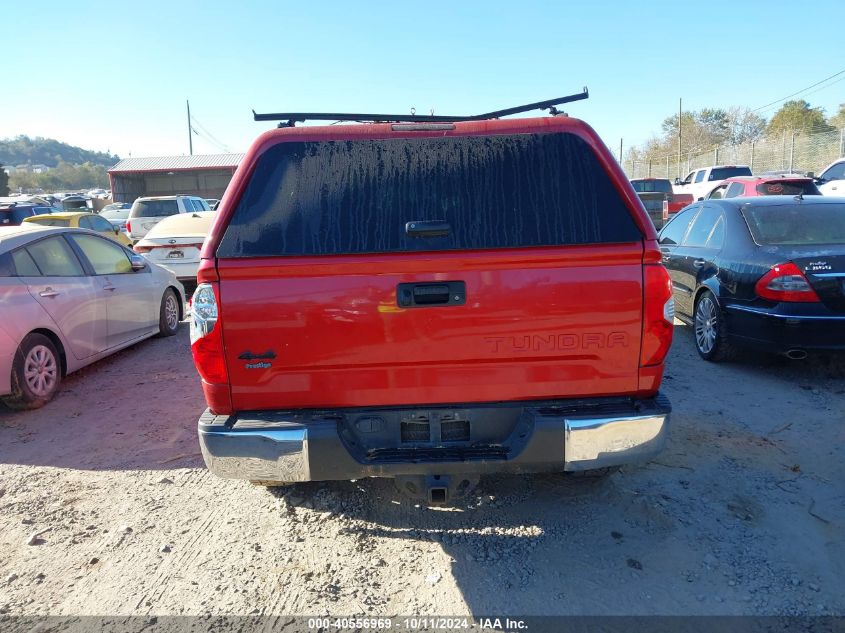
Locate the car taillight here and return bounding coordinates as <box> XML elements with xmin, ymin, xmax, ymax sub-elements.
<box><xmin>190</xmin><ymin>283</ymin><xmax>228</xmax><ymax>384</ymax></box>
<box><xmin>641</xmin><ymin>264</ymin><xmax>675</xmax><ymax>367</ymax></box>
<box><xmin>133</xmin><ymin>244</ymin><xmax>152</xmax><ymax>253</ymax></box>
<box><xmin>755</xmin><ymin>262</ymin><xmax>820</xmax><ymax>303</ymax></box>
<box><xmin>125</xmin><ymin>220</ymin><xmax>131</xmax><ymax>233</ymax></box>
<box><xmin>662</xmin><ymin>199</ymin><xmax>669</xmax><ymax>221</ymax></box>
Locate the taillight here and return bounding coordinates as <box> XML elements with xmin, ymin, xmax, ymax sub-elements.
<box><xmin>641</xmin><ymin>264</ymin><xmax>675</xmax><ymax>367</ymax></box>
<box><xmin>190</xmin><ymin>283</ymin><xmax>228</xmax><ymax>384</ymax></box>
<box><xmin>125</xmin><ymin>220</ymin><xmax>131</xmax><ymax>233</ymax></box>
<box><xmin>755</xmin><ymin>262</ymin><xmax>820</xmax><ymax>303</ymax></box>
<box><xmin>661</xmin><ymin>199</ymin><xmax>669</xmax><ymax>222</ymax></box>
<box><xmin>133</xmin><ymin>244</ymin><xmax>152</xmax><ymax>253</ymax></box>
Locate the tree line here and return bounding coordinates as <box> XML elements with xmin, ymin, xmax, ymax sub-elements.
<box><xmin>628</xmin><ymin>100</ymin><xmax>845</xmax><ymax>164</ymax></box>
<box><xmin>0</xmin><ymin>136</ymin><xmax>119</xmax><ymax>170</ymax></box>
<box><xmin>5</xmin><ymin>162</ymin><xmax>110</xmax><ymax>193</ymax></box>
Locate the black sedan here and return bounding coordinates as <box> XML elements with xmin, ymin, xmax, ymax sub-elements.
<box><xmin>658</xmin><ymin>196</ymin><xmax>845</xmax><ymax>361</ymax></box>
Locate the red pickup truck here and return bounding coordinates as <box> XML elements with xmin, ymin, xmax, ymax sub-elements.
<box><xmin>190</xmin><ymin>108</ymin><xmax>673</xmax><ymax>503</ymax></box>
<box><xmin>630</xmin><ymin>178</ymin><xmax>694</xmax><ymax>229</ymax></box>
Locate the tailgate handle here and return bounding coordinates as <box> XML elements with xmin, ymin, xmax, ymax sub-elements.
<box><xmin>397</xmin><ymin>281</ymin><xmax>466</xmax><ymax>308</ymax></box>
<box><xmin>413</xmin><ymin>284</ymin><xmax>450</xmax><ymax>304</ymax></box>
<box><xmin>405</xmin><ymin>221</ymin><xmax>451</xmax><ymax>238</ymax></box>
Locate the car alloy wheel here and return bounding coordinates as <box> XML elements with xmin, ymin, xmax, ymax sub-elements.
<box><xmin>694</xmin><ymin>295</ymin><xmax>718</xmax><ymax>355</ymax></box>
<box><xmin>165</xmin><ymin>293</ymin><xmax>179</xmax><ymax>331</ymax></box>
<box><xmin>23</xmin><ymin>344</ymin><xmax>58</xmax><ymax>397</ymax></box>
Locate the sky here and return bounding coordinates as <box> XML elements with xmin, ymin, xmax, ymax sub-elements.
<box><xmin>4</xmin><ymin>0</ymin><xmax>843</xmax><ymax>161</ymax></box>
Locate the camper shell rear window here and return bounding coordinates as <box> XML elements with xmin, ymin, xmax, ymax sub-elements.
<box><xmin>218</xmin><ymin>132</ymin><xmax>642</xmax><ymax>257</ymax></box>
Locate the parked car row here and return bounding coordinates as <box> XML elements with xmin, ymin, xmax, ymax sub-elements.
<box><xmin>22</xmin><ymin>212</ymin><xmax>133</xmax><ymax>247</ymax></box>
<box><xmin>133</xmin><ymin>211</ymin><xmax>216</xmax><ymax>295</ymax></box>
<box><xmin>0</xmin><ymin>196</ymin><xmax>218</xmax><ymax>409</ymax></box>
<box><xmin>632</xmin><ymin>164</ymin><xmax>838</xmax><ymax>231</ymax></box>
<box><xmin>668</xmin><ymin>157</ymin><xmax>845</xmax><ymax>204</ymax></box>
<box><xmin>0</xmin><ymin>224</ymin><xmax>186</xmax><ymax>409</ymax></box>
<box><xmin>125</xmin><ymin>195</ymin><xmax>211</xmax><ymax>242</ymax></box>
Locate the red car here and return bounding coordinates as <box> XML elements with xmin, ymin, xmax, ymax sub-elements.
<box><xmin>706</xmin><ymin>175</ymin><xmax>821</xmax><ymax>199</ymax></box>
<box><xmin>190</xmin><ymin>97</ymin><xmax>674</xmax><ymax>503</ymax></box>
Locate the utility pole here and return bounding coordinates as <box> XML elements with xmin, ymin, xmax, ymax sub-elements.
<box><xmin>789</xmin><ymin>132</ymin><xmax>796</xmax><ymax>172</ymax></box>
<box><xmin>187</xmin><ymin>100</ymin><xmax>193</xmax><ymax>156</ymax></box>
<box><xmin>619</xmin><ymin>138</ymin><xmax>623</xmax><ymax>163</ymax></box>
<box><xmin>677</xmin><ymin>98</ymin><xmax>682</xmax><ymax>179</ymax></box>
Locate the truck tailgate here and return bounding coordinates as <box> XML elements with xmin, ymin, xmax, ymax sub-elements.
<box><xmin>218</xmin><ymin>243</ymin><xmax>643</xmax><ymax>410</ymax></box>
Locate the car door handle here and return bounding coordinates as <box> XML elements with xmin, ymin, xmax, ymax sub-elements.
<box><xmin>103</xmin><ymin>285</ymin><xmax>116</xmax><ymax>292</ymax></box>
<box><xmin>39</xmin><ymin>288</ymin><xmax>59</xmax><ymax>298</ymax></box>
<box><xmin>692</xmin><ymin>259</ymin><xmax>706</xmax><ymax>269</ymax></box>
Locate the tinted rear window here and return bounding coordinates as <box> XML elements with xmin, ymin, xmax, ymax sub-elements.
<box><xmin>131</xmin><ymin>200</ymin><xmax>179</xmax><ymax>218</ymax></box>
<box><xmin>709</xmin><ymin>167</ymin><xmax>752</xmax><ymax>181</ymax></box>
<box><xmin>755</xmin><ymin>181</ymin><xmax>821</xmax><ymax>196</ymax></box>
<box><xmin>742</xmin><ymin>203</ymin><xmax>845</xmax><ymax>245</ymax></box>
<box><xmin>0</xmin><ymin>252</ymin><xmax>13</xmax><ymax>276</ymax></box>
<box><xmin>631</xmin><ymin>179</ymin><xmax>672</xmax><ymax>194</ymax></box>
<box><xmin>100</xmin><ymin>207</ymin><xmax>130</xmax><ymax>220</ymax></box>
<box><xmin>218</xmin><ymin>133</ymin><xmax>641</xmax><ymax>257</ymax></box>
<box><xmin>28</xmin><ymin>218</ymin><xmax>70</xmax><ymax>227</ymax></box>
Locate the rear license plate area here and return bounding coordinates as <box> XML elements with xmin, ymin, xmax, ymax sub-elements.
<box><xmin>167</xmin><ymin>250</ymin><xmax>184</xmax><ymax>259</ymax></box>
<box><xmin>401</xmin><ymin>420</ymin><xmax>431</xmax><ymax>442</ymax></box>
<box><xmin>440</xmin><ymin>419</ymin><xmax>471</xmax><ymax>442</ymax></box>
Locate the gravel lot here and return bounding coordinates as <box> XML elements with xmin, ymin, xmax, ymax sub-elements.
<box><xmin>0</xmin><ymin>321</ymin><xmax>843</xmax><ymax>617</ymax></box>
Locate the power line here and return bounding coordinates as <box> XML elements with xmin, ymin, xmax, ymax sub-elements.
<box><xmin>189</xmin><ymin>114</ymin><xmax>231</xmax><ymax>153</ymax></box>
<box><xmin>191</xmin><ymin>124</ymin><xmax>229</xmax><ymax>153</ymax></box>
<box><xmin>793</xmin><ymin>74</ymin><xmax>845</xmax><ymax>105</ymax></box>
<box><xmin>188</xmin><ymin>120</ymin><xmax>228</xmax><ymax>153</ymax></box>
<box><xmin>752</xmin><ymin>68</ymin><xmax>845</xmax><ymax>113</ymax></box>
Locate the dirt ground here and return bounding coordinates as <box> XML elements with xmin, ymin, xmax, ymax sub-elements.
<box><xmin>0</xmin><ymin>321</ymin><xmax>843</xmax><ymax>618</ymax></box>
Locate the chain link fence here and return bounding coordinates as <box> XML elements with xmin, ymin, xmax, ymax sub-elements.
<box><xmin>622</xmin><ymin>128</ymin><xmax>845</xmax><ymax>180</ymax></box>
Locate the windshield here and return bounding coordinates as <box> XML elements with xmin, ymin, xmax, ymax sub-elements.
<box><xmin>742</xmin><ymin>203</ymin><xmax>845</xmax><ymax>245</ymax></box>
<box><xmin>100</xmin><ymin>207</ymin><xmax>130</xmax><ymax>220</ymax></box>
<box><xmin>130</xmin><ymin>199</ymin><xmax>179</xmax><ymax>218</ymax></box>
<box><xmin>631</xmin><ymin>180</ymin><xmax>673</xmax><ymax>194</ymax></box>
<box><xmin>755</xmin><ymin>181</ymin><xmax>821</xmax><ymax>196</ymax></box>
<box><xmin>709</xmin><ymin>167</ymin><xmax>752</xmax><ymax>181</ymax></box>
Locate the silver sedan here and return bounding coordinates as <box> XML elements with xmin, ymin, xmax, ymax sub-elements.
<box><xmin>0</xmin><ymin>225</ymin><xmax>186</xmax><ymax>409</ymax></box>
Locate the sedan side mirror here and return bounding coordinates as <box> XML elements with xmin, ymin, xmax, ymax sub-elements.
<box><xmin>674</xmin><ymin>178</ymin><xmax>682</xmax><ymax>186</ymax></box>
<box><xmin>130</xmin><ymin>254</ymin><xmax>146</xmax><ymax>271</ymax></box>
<box><xmin>113</xmin><ymin>225</ymin><xmax>120</xmax><ymax>234</ymax></box>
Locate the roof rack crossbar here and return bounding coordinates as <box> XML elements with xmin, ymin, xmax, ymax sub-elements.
<box><xmin>252</xmin><ymin>88</ymin><xmax>589</xmax><ymax>126</ymax></box>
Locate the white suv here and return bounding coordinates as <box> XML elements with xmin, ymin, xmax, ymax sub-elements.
<box><xmin>673</xmin><ymin>165</ymin><xmax>752</xmax><ymax>201</ymax></box>
<box><xmin>816</xmin><ymin>159</ymin><xmax>845</xmax><ymax>195</ymax></box>
<box><xmin>126</xmin><ymin>195</ymin><xmax>210</xmax><ymax>242</ymax></box>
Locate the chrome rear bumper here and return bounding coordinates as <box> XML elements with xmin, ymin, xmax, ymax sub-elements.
<box><xmin>198</xmin><ymin>395</ymin><xmax>670</xmax><ymax>482</ymax></box>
